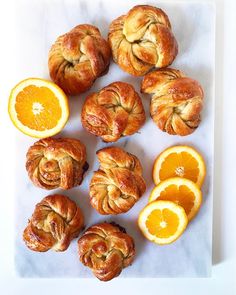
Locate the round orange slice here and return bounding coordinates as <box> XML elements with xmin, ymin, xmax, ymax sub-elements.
<box><xmin>149</xmin><ymin>177</ymin><xmax>202</xmax><ymax>221</ymax></box>
<box><xmin>8</xmin><ymin>78</ymin><xmax>69</xmax><ymax>138</ymax></box>
<box><xmin>138</xmin><ymin>200</ymin><xmax>188</xmax><ymax>245</ymax></box>
<box><xmin>153</xmin><ymin>145</ymin><xmax>206</xmax><ymax>187</ymax></box>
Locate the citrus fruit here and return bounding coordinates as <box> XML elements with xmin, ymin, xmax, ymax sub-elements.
<box><xmin>8</xmin><ymin>78</ymin><xmax>69</xmax><ymax>138</ymax></box>
<box><xmin>153</xmin><ymin>145</ymin><xmax>206</xmax><ymax>187</ymax></box>
<box><xmin>138</xmin><ymin>200</ymin><xmax>188</xmax><ymax>245</ymax></box>
<box><xmin>149</xmin><ymin>177</ymin><xmax>202</xmax><ymax>221</ymax></box>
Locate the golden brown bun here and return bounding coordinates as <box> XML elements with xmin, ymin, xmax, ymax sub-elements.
<box><xmin>48</xmin><ymin>24</ymin><xmax>111</xmax><ymax>95</ymax></box>
<box><xmin>78</xmin><ymin>222</ymin><xmax>135</xmax><ymax>281</ymax></box>
<box><xmin>141</xmin><ymin>68</ymin><xmax>204</xmax><ymax>136</ymax></box>
<box><xmin>108</xmin><ymin>5</ymin><xmax>178</xmax><ymax>76</ymax></box>
<box><xmin>23</xmin><ymin>194</ymin><xmax>84</xmax><ymax>252</ymax></box>
<box><xmin>26</xmin><ymin>137</ymin><xmax>88</xmax><ymax>190</ymax></box>
<box><xmin>90</xmin><ymin>146</ymin><xmax>146</xmax><ymax>215</ymax></box>
<box><xmin>81</xmin><ymin>81</ymin><xmax>145</xmax><ymax>142</ymax></box>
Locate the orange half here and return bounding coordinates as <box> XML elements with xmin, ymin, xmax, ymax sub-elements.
<box><xmin>8</xmin><ymin>78</ymin><xmax>69</xmax><ymax>138</ymax></box>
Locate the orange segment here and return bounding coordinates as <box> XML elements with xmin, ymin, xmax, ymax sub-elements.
<box><xmin>153</xmin><ymin>145</ymin><xmax>206</xmax><ymax>187</ymax></box>
<box><xmin>149</xmin><ymin>177</ymin><xmax>202</xmax><ymax>221</ymax></box>
<box><xmin>138</xmin><ymin>200</ymin><xmax>188</xmax><ymax>245</ymax></box>
<box><xmin>8</xmin><ymin>78</ymin><xmax>69</xmax><ymax>138</ymax></box>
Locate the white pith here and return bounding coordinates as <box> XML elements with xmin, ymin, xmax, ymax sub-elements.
<box><xmin>175</xmin><ymin>166</ymin><xmax>185</xmax><ymax>177</ymax></box>
<box><xmin>32</xmin><ymin>102</ymin><xmax>44</xmax><ymax>115</ymax></box>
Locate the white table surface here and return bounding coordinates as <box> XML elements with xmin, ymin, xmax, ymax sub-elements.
<box><xmin>13</xmin><ymin>0</ymin><xmax>215</xmax><ymax>279</ymax></box>
<box><xmin>0</xmin><ymin>0</ymin><xmax>235</xmax><ymax>293</ymax></box>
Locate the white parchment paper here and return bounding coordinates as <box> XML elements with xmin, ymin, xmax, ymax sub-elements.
<box><xmin>14</xmin><ymin>0</ymin><xmax>215</xmax><ymax>277</ymax></box>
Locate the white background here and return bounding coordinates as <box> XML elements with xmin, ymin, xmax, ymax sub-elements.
<box><xmin>0</xmin><ymin>0</ymin><xmax>235</xmax><ymax>294</ymax></box>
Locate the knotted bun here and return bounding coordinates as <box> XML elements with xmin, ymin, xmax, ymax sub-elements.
<box><xmin>26</xmin><ymin>137</ymin><xmax>88</xmax><ymax>190</ymax></box>
<box><xmin>89</xmin><ymin>146</ymin><xmax>146</xmax><ymax>215</ymax></box>
<box><xmin>48</xmin><ymin>24</ymin><xmax>111</xmax><ymax>95</ymax></box>
<box><xmin>108</xmin><ymin>5</ymin><xmax>178</xmax><ymax>76</ymax></box>
<box><xmin>78</xmin><ymin>222</ymin><xmax>135</xmax><ymax>281</ymax></box>
<box><xmin>81</xmin><ymin>81</ymin><xmax>145</xmax><ymax>142</ymax></box>
<box><xmin>141</xmin><ymin>68</ymin><xmax>204</xmax><ymax>136</ymax></box>
<box><xmin>23</xmin><ymin>194</ymin><xmax>84</xmax><ymax>252</ymax></box>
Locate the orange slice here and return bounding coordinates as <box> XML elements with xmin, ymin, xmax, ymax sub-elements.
<box><xmin>138</xmin><ymin>200</ymin><xmax>188</xmax><ymax>245</ymax></box>
<box><xmin>8</xmin><ymin>78</ymin><xmax>69</xmax><ymax>138</ymax></box>
<box><xmin>153</xmin><ymin>145</ymin><xmax>206</xmax><ymax>187</ymax></box>
<box><xmin>149</xmin><ymin>177</ymin><xmax>202</xmax><ymax>221</ymax></box>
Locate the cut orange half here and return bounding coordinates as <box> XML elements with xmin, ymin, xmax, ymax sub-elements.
<box><xmin>149</xmin><ymin>177</ymin><xmax>202</xmax><ymax>221</ymax></box>
<box><xmin>138</xmin><ymin>200</ymin><xmax>188</xmax><ymax>245</ymax></box>
<box><xmin>8</xmin><ymin>78</ymin><xmax>69</xmax><ymax>138</ymax></box>
<box><xmin>153</xmin><ymin>145</ymin><xmax>206</xmax><ymax>187</ymax></box>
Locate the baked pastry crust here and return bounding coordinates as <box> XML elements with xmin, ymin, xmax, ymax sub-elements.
<box><xmin>78</xmin><ymin>222</ymin><xmax>135</xmax><ymax>281</ymax></box>
<box><xmin>90</xmin><ymin>146</ymin><xmax>146</xmax><ymax>215</ymax></box>
<box><xmin>141</xmin><ymin>68</ymin><xmax>204</xmax><ymax>136</ymax></box>
<box><xmin>48</xmin><ymin>24</ymin><xmax>111</xmax><ymax>95</ymax></box>
<box><xmin>81</xmin><ymin>81</ymin><xmax>146</xmax><ymax>142</ymax></box>
<box><xmin>23</xmin><ymin>194</ymin><xmax>84</xmax><ymax>252</ymax></box>
<box><xmin>26</xmin><ymin>137</ymin><xmax>88</xmax><ymax>190</ymax></box>
<box><xmin>108</xmin><ymin>5</ymin><xmax>178</xmax><ymax>76</ymax></box>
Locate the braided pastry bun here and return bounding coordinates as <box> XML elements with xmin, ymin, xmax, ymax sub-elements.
<box><xmin>26</xmin><ymin>137</ymin><xmax>88</xmax><ymax>190</ymax></box>
<box><xmin>48</xmin><ymin>24</ymin><xmax>111</xmax><ymax>95</ymax></box>
<box><xmin>90</xmin><ymin>146</ymin><xmax>146</xmax><ymax>215</ymax></box>
<box><xmin>81</xmin><ymin>81</ymin><xmax>145</xmax><ymax>142</ymax></box>
<box><xmin>141</xmin><ymin>68</ymin><xmax>204</xmax><ymax>136</ymax></box>
<box><xmin>78</xmin><ymin>222</ymin><xmax>135</xmax><ymax>281</ymax></box>
<box><xmin>23</xmin><ymin>194</ymin><xmax>84</xmax><ymax>252</ymax></box>
<box><xmin>108</xmin><ymin>5</ymin><xmax>178</xmax><ymax>76</ymax></box>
